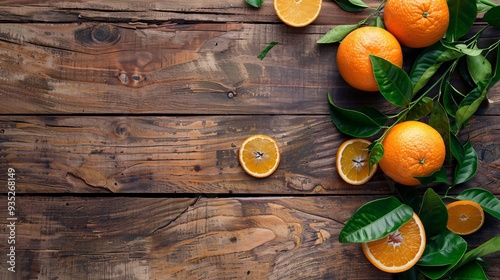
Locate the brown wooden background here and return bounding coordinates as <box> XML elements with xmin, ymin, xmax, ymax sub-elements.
<box><xmin>0</xmin><ymin>0</ymin><xmax>499</xmax><ymax>279</ymax></box>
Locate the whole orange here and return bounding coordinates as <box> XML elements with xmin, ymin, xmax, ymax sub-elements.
<box><xmin>378</xmin><ymin>121</ymin><xmax>445</xmax><ymax>186</ymax></box>
<box><xmin>336</xmin><ymin>26</ymin><xmax>403</xmax><ymax>92</ymax></box>
<box><xmin>384</xmin><ymin>0</ymin><xmax>450</xmax><ymax>48</ymax></box>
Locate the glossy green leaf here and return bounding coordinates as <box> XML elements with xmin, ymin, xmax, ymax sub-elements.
<box><xmin>392</xmin><ymin>183</ymin><xmax>420</xmax><ymax>213</ymax></box>
<box><xmin>455</xmin><ymin>44</ymin><xmax>483</xmax><ymax>56</ymax></box>
<box><xmin>369</xmin><ymin>15</ymin><xmax>385</xmax><ymax>28</ymax></box>
<box><xmin>327</xmin><ymin>93</ymin><xmax>384</xmax><ymax>137</ymax></box>
<box><xmin>467</xmin><ymin>54</ymin><xmax>492</xmax><ymax>87</ymax></box>
<box><xmin>442</xmin><ymin>81</ymin><xmax>461</xmax><ymax>118</ymax></box>
<box><xmin>488</xmin><ymin>42</ymin><xmax>500</xmax><ymax>90</ymax></box>
<box><xmin>339</xmin><ymin>197</ymin><xmax>413</xmax><ymax>243</ymax></box>
<box><xmin>448</xmin><ymin>261</ymin><xmax>489</xmax><ymax>280</ymax></box>
<box><xmin>418</xmin><ymin>189</ymin><xmax>448</xmax><ymax>238</ymax></box>
<box><xmin>407</xmin><ymin>97</ymin><xmax>434</xmax><ymax>120</ymax></box>
<box><xmin>334</xmin><ymin>0</ymin><xmax>368</xmax><ymax>12</ymax></box>
<box><xmin>455</xmin><ymin>87</ymin><xmax>486</xmax><ymax>131</ymax></box>
<box><xmin>357</xmin><ymin>106</ymin><xmax>388</xmax><ymax>127</ymax></box>
<box><xmin>436</xmin><ymin>47</ymin><xmax>464</xmax><ymax>62</ymax></box>
<box><xmin>415</xmin><ymin>166</ymin><xmax>448</xmax><ymax>186</ymax></box>
<box><xmin>418</xmin><ymin>231</ymin><xmax>467</xmax><ymax>267</ymax></box>
<box><xmin>456</xmin><ymin>237</ymin><xmax>500</xmax><ymax>269</ymax></box>
<box><xmin>453</xmin><ymin>139</ymin><xmax>478</xmax><ymax>186</ymax></box>
<box><xmin>245</xmin><ymin>0</ymin><xmax>264</xmax><ymax>8</ymax></box>
<box><xmin>409</xmin><ymin>43</ymin><xmax>447</xmax><ymax>94</ymax></box>
<box><xmin>368</xmin><ymin>141</ymin><xmax>384</xmax><ymax>168</ymax></box>
<box><xmin>446</xmin><ymin>0</ymin><xmax>478</xmax><ymax>41</ymax></box>
<box><xmin>317</xmin><ymin>24</ymin><xmax>359</xmax><ymax>44</ymax></box>
<box><xmin>370</xmin><ymin>55</ymin><xmax>412</xmax><ymax>107</ymax></box>
<box><xmin>429</xmin><ymin>101</ymin><xmax>451</xmax><ymax>162</ymax></box>
<box><xmin>257</xmin><ymin>41</ymin><xmax>278</xmax><ymax>60</ymax></box>
<box><xmin>484</xmin><ymin>5</ymin><xmax>500</xmax><ymax>28</ymax></box>
<box><xmin>450</xmin><ymin>134</ymin><xmax>464</xmax><ymax>163</ymax></box>
<box><xmin>456</xmin><ymin>188</ymin><xmax>500</xmax><ymax>218</ymax></box>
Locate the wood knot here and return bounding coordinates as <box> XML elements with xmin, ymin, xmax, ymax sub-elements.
<box><xmin>75</xmin><ymin>24</ymin><xmax>121</xmax><ymax>48</ymax></box>
<box><xmin>114</xmin><ymin>122</ymin><xmax>130</xmax><ymax>138</ymax></box>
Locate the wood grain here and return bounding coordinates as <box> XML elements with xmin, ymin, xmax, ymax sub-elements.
<box><xmin>0</xmin><ymin>196</ymin><xmax>498</xmax><ymax>279</ymax></box>
<box><xmin>1</xmin><ymin>115</ymin><xmax>498</xmax><ymax>194</ymax></box>
<box><xmin>0</xmin><ymin>22</ymin><xmax>498</xmax><ymax>115</ymax></box>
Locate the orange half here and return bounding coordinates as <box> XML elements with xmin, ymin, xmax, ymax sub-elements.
<box><xmin>362</xmin><ymin>213</ymin><xmax>426</xmax><ymax>273</ymax></box>
<box><xmin>274</xmin><ymin>0</ymin><xmax>322</xmax><ymax>27</ymax></box>
<box><xmin>336</xmin><ymin>138</ymin><xmax>377</xmax><ymax>185</ymax></box>
<box><xmin>446</xmin><ymin>200</ymin><xmax>484</xmax><ymax>235</ymax></box>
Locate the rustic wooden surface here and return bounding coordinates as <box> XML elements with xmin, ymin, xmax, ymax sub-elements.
<box><xmin>0</xmin><ymin>0</ymin><xmax>499</xmax><ymax>279</ymax></box>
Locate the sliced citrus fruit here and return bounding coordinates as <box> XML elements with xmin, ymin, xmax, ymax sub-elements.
<box><xmin>336</xmin><ymin>138</ymin><xmax>377</xmax><ymax>185</ymax></box>
<box><xmin>362</xmin><ymin>213</ymin><xmax>426</xmax><ymax>273</ymax></box>
<box><xmin>274</xmin><ymin>0</ymin><xmax>322</xmax><ymax>27</ymax></box>
<box><xmin>446</xmin><ymin>200</ymin><xmax>484</xmax><ymax>235</ymax></box>
<box><xmin>239</xmin><ymin>134</ymin><xmax>280</xmax><ymax>178</ymax></box>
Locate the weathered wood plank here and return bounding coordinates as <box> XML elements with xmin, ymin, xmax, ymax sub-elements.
<box><xmin>0</xmin><ymin>0</ymin><xmax>378</xmax><ymax>25</ymax></box>
<box><xmin>0</xmin><ymin>115</ymin><xmax>498</xmax><ymax>194</ymax></box>
<box><xmin>0</xmin><ymin>22</ymin><xmax>498</xmax><ymax>115</ymax></box>
<box><xmin>0</xmin><ymin>196</ymin><xmax>498</xmax><ymax>279</ymax></box>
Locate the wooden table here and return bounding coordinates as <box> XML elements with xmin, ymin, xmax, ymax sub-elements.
<box><xmin>0</xmin><ymin>1</ymin><xmax>498</xmax><ymax>279</ymax></box>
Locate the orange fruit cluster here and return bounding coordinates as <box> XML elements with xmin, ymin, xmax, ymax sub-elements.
<box><xmin>336</xmin><ymin>0</ymin><xmax>449</xmax><ymax>91</ymax></box>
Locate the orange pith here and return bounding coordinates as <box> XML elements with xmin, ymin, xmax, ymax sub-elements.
<box><xmin>384</xmin><ymin>0</ymin><xmax>450</xmax><ymax>48</ymax></box>
<box><xmin>238</xmin><ymin>134</ymin><xmax>280</xmax><ymax>178</ymax></box>
<box><xmin>274</xmin><ymin>0</ymin><xmax>322</xmax><ymax>27</ymax></box>
<box><xmin>362</xmin><ymin>213</ymin><xmax>426</xmax><ymax>273</ymax></box>
<box><xmin>378</xmin><ymin>121</ymin><xmax>445</xmax><ymax>186</ymax></box>
<box><xmin>336</xmin><ymin>26</ymin><xmax>403</xmax><ymax>92</ymax></box>
<box><xmin>446</xmin><ymin>200</ymin><xmax>485</xmax><ymax>235</ymax></box>
<box><xmin>336</xmin><ymin>138</ymin><xmax>377</xmax><ymax>185</ymax></box>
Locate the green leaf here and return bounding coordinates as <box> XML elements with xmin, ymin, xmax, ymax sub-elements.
<box><xmin>449</xmin><ymin>261</ymin><xmax>489</xmax><ymax>280</ymax></box>
<box><xmin>327</xmin><ymin>93</ymin><xmax>385</xmax><ymax>137</ymax></box>
<box><xmin>357</xmin><ymin>106</ymin><xmax>388</xmax><ymax>126</ymax></box>
<box><xmin>368</xmin><ymin>141</ymin><xmax>384</xmax><ymax>168</ymax></box>
<box><xmin>436</xmin><ymin>47</ymin><xmax>464</xmax><ymax>62</ymax></box>
<box><xmin>257</xmin><ymin>41</ymin><xmax>278</xmax><ymax>60</ymax></box>
<box><xmin>455</xmin><ymin>44</ymin><xmax>483</xmax><ymax>56</ymax></box>
<box><xmin>484</xmin><ymin>6</ymin><xmax>500</xmax><ymax>28</ymax></box>
<box><xmin>450</xmin><ymin>133</ymin><xmax>464</xmax><ymax>163</ymax></box>
<box><xmin>392</xmin><ymin>183</ymin><xmax>420</xmax><ymax>213</ymax></box>
<box><xmin>369</xmin><ymin>15</ymin><xmax>385</xmax><ymax>28</ymax></box>
<box><xmin>317</xmin><ymin>24</ymin><xmax>359</xmax><ymax>44</ymax></box>
<box><xmin>488</xmin><ymin>42</ymin><xmax>500</xmax><ymax>91</ymax></box>
<box><xmin>455</xmin><ymin>87</ymin><xmax>486</xmax><ymax>131</ymax></box>
<box><xmin>409</xmin><ymin>43</ymin><xmax>446</xmax><ymax>94</ymax></box>
<box><xmin>339</xmin><ymin>197</ymin><xmax>413</xmax><ymax>243</ymax></box>
<box><xmin>246</xmin><ymin>0</ymin><xmax>264</xmax><ymax>8</ymax></box>
<box><xmin>415</xmin><ymin>166</ymin><xmax>448</xmax><ymax>185</ymax></box>
<box><xmin>418</xmin><ymin>231</ymin><xmax>467</xmax><ymax>267</ymax></box>
<box><xmin>453</xmin><ymin>139</ymin><xmax>478</xmax><ymax>186</ymax></box>
<box><xmin>334</xmin><ymin>0</ymin><xmax>368</xmax><ymax>12</ymax></box>
<box><xmin>407</xmin><ymin>97</ymin><xmax>434</xmax><ymax>120</ymax></box>
<box><xmin>418</xmin><ymin>189</ymin><xmax>448</xmax><ymax>238</ymax></box>
<box><xmin>429</xmin><ymin>101</ymin><xmax>451</xmax><ymax>162</ymax></box>
<box><xmin>467</xmin><ymin>54</ymin><xmax>492</xmax><ymax>87</ymax></box>
<box><xmin>455</xmin><ymin>237</ymin><xmax>500</xmax><ymax>269</ymax></box>
<box><xmin>456</xmin><ymin>188</ymin><xmax>500</xmax><ymax>218</ymax></box>
<box><xmin>446</xmin><ymin>0</ymin><xmax>478</xmax><ymax>41</ymax></box>
<box><xmin>370</xmin><ymin>55</ymin><xmax>413</xmax><ymax>107</ymax></box>
<box><xmin>442</xmin><ymin>81</ymin><xmax>465</xmax><ymax>119</ymax></box>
